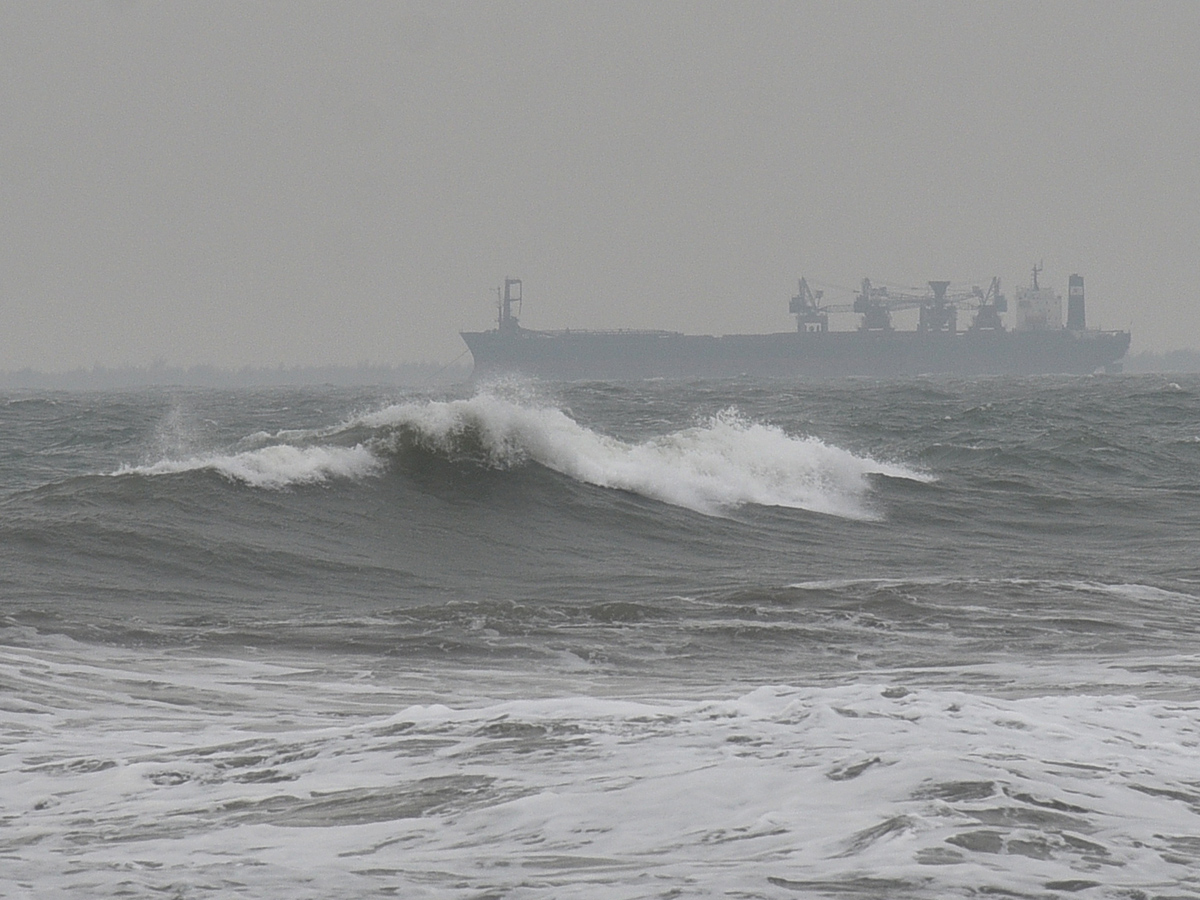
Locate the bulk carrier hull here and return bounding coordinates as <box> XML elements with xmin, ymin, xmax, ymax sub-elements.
<box><xmin>461</xmin><ymin>327</ymin><xmax>1130</xmax><ymax>380</ymax></box>
<box><xmin>461</xmin><ymin>274</ymin><xmax>1131</xmax><ymax>381</ymax></box>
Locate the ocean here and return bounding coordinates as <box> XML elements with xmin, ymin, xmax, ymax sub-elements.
<box><xmin>2</xmin><ymin>374</ymin><xmax>1199</xmax><ymax>898</ymax></box>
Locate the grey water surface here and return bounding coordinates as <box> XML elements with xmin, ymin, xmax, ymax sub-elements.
<box><xmin>2</xmin><ymin>375</ymin><xmax>1199</xmax><ymax>898</ymax></box>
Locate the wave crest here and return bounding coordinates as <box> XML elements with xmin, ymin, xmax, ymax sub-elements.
<box><xmin>361</xmin><ymin>394</ymin><xmax>927</xmax><ymax>518</ymax></box>
<box><xmin>115</xmin><ymin>444</ymin><xmax>381</xmax><ymax>489</ymax></box>
<box><xmin>114</xmin><ymin>391</ymin><xmax>927</xmax><ymax>516</ymax></box>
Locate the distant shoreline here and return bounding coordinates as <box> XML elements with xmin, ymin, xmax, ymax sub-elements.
<box><xmin>1119</xmin><ymin>349</ymin><xmax>1200</xmax><ymax>374</ymax></box>
<box><xmin>0</xmin><ymin>349</ymin><xmax>1195</xmax><ymax>391</ymax></box>
<box><xmin>0</xmin><ymin>362</ymin><xmax>472</xmax><ymax>391</ymax></box>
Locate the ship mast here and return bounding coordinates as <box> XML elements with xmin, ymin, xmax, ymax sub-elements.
<box><xmin>497</xmin><ymin>277</ymin><xmax>522</xmax><ymax>332</ymax></box>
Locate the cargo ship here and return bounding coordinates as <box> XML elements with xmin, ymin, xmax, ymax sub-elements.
<box><xmin>460</xmin><ymin>267</ymin><xmax>1130</xmax><ymax>380</ymax></box>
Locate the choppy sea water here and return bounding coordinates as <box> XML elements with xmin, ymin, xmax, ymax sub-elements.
<box><xmin>2</xmin><ymin>375</ymin><xmax>1199</xmax><ymax>898</ymax></box>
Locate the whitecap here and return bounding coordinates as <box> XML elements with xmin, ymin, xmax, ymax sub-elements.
<box><xmin>360</xmin><ymin>393</ymin><xmax>930</xmax><ymax>518</ymax></box>
<box><xmin>115</xmin><ymin>443</ymin><xmax>382</xmax><ymax>489</ymax></box>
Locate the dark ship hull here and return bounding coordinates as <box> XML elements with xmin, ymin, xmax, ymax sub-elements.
<box><xmin>461</xmin><ymin>326</ymin><xmax>1131</xmax><ymax>381</ymax></box>
<box><xmin>461</xmin><ymin>274</ymin><xmax>1130</xmax><ymax>381</ymax></box>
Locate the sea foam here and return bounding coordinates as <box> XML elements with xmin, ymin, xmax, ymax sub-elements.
<box><xmin>117</xmin><ymin>391</ymin><xmax>927</xmax><ymax>516</ymax></box>
<box><xmin>6</xmin><ymin>639</ymin><xmax>1198</xmax><ymax>900</ymax></box>
<box><xmin>115</xmin><ymin>444</ymin><xmax>381</xmax><ymax>489</ymax></box>
<box><xmin>362</xmin><ymin>393</ymin><xmax>930</xmax><ymax>518</ymax></box>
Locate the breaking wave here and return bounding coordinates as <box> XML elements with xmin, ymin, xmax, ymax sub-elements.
<box><xmin>116</xmin><ymin>392</ymin><xmax>929</xmax><ymax>518</ymax></box>
<box><xmin>362</xmin><ymin>393</ymin><xmax>928</xmax><ymax>518</ymax></box>
<box><xmin>115</xmin><ymin>444</ymin><xmax>382</xmax><ymax>489</ymax></box>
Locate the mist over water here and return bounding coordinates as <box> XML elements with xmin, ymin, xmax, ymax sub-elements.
<box><xmin>3</xmin><ymin>375</ymin><xmax>1200</xmax><ymax>898</ymax></box>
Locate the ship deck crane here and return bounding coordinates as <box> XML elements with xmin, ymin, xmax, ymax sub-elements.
<box><xmin>792</xmin><ymin>276</ymin><xmax>1009</xmax><ymax>333</ymax></box>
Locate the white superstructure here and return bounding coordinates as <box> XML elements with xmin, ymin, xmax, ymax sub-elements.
<box><xmin>1013</xmin><ymin>264</ymin><xmax>1062</xmax><ymax>331</ymax></box>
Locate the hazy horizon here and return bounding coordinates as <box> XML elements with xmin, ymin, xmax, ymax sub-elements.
<box><xmin>3</xmin><ymin>1</ymin><xmax>1198</xmax><ymax>370</ymax></box>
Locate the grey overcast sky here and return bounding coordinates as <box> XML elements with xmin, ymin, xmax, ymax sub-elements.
<box><xmin>1</xmin><ymin>1</ymin><xmax>1197</xmax><ymax>369</ymax></box>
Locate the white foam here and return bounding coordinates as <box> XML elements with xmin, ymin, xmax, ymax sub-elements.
<box><xmin>116</xmin><ymin>443</ymin><xmax>381</xmax><ymax>489</ymax></box>
<box><xmin>5</xmin><ymin>640</ymin><xmax>1200</xmax><ymax>899</ymax></box>
<box><xmin>111</xmin><ymin>391</ymin><xmax>928</xmax><ymax>510</ymax></box>
<box><xmin>363</xmin><ymin>393</ymin><xmax>929</xmax><ymax>518</ymax></box>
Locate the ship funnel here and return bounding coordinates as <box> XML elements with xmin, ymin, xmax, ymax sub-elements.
<box><xmin>928</xmin><ymin>281</ymin><xmax>951</xmax><ymax>304</ymax></box>
<box><xmin>1067</xmin><ymin>274</ymin><xmax>1085</xmax><ymax>330</ymax></box>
